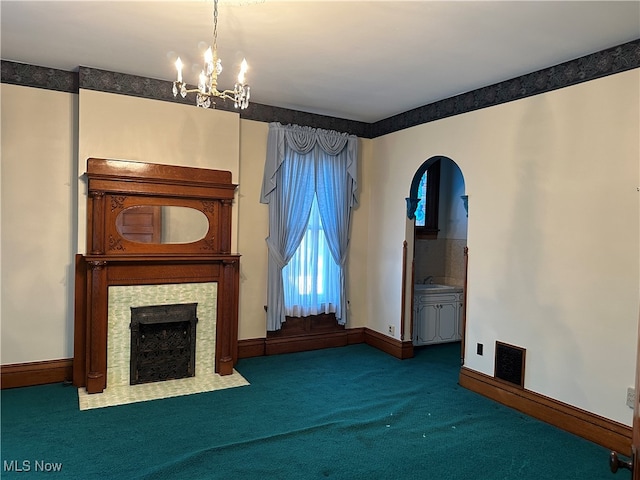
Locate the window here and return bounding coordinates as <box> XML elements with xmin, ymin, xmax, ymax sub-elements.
<box><xmin>414</xmin><ymin>172</ymin><xmax>428</xmax><ymax>227</ymax></box>
<box><xmin>415</xmin><ymin>159</ymin><xmax>440</xmax><ymax>239</ymax></box>
<box><xmin>282</xmin><ymin>196</ymin><xmax>340</xmax><ymax>317</ymax></box>
<box><xmin>260</xmin><ymin>123</ymin><xmax>358</xmax><ymax>331</ymax></box>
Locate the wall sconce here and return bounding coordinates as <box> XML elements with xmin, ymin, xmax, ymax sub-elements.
<box><xmin>406</xmin><ymin>197</ymin><xmax>420</xmax><ymax>220</ymax></box>
<box><xmin>460</xmin><ymin>195</ymin><xmax>468</xmax><ymax>217</ymax></box>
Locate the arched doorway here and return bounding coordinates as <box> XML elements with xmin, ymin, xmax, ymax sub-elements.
<box><xmin>406</xmin><ymin>156</ymin><xmax>468</xmax><ymax>363</ymax></box>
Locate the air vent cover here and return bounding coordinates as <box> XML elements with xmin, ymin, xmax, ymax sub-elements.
<box><xmin>494</xmin><ymin>341</ymin><xmax>526</xmax><ymax>388</ymax></box>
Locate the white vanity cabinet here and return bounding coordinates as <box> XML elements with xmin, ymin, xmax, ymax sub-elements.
<box><xmin>413</xmin><ymin>285</ymin><xmax>463</xmax><ymax>346</ymax></box>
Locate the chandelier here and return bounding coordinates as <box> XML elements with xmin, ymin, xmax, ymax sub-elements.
<box><xmin>172</xmin><ymin>0</ymin><xmax>250</xmax><ymax>109</ymax></box>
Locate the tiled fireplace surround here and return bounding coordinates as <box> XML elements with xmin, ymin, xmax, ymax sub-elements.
<box><xmin>77</xmin><ymin>283</ymin><xmax>248</xmax><ymax>410</ymax></box>
<box><xmin>107</xmin><ymin>283</ymin><xmax>217</xmax><ymax>387</ymax></box>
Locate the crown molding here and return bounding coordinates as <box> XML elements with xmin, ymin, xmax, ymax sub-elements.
<box><xmin>2</xmin><ymin>39</ymin><xmax>638</xmax><ymax>138</ymax></box>
<box><xmin>370</xmin><ymin>39</ymin><xmax>640</xmax><ymax>137</ymax></box>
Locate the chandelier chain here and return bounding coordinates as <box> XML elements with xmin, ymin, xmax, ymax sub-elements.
<box><xmin>213</xmin><ymin>0</ymin><xmax>218</xmax><ymax>56</ymax></box>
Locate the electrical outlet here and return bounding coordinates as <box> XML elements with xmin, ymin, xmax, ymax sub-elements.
<box><xmin>477</xmin><ymin>343</ymin><xmax>483</xmax><ymax>355</ymax></box>
<box><xmin>388</xmin><ymin>325</ymin><xmax>395</xmax><ymax>336</ymax></box>
<box><xmin>627</xmin><ymin>387</ymin><xmax>635</xmax><ymax>409</ymax></box>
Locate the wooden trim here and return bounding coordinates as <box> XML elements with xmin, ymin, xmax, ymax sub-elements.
<box><xmin>364</xmin><ymin>328</ymin><xmax>414</xmax><ymax>360</ymax></box>
<box><xmin>87</xmin><ymin>157</ymin><xmax>232</xmax><ymax>186</ymax></box>
<box><xmin>263</xmin><ymin>326</ymin><xmax>414</xmax><ymax>360</ymax></box>
<box><xmin>75</xmin><ymin>255</ymin><xmax>240</xmax><ymax>393</ymax></box>
<box><xmin>460</xmin><ymin>246</ymin><xmax>468</xmax><ymax>366</ymax></box>
<box><xmin>347</xmin><ymin>327</ymin><xmax>366</xmax><ymax>345</ymax></box>
<box><xmin>1</xmin><ymin>359</ymin><xmax>73</xmax><ymax>389</ymax></box>
<box><xmin>632</xmin><ymin>309</ymin><xmax>640</xmax><ymax>478</ymax></box>
<box><xmin>401</xmin><ymin>240</ymin><xmax>407</xmax><ymax>341</ymax></box>
<box><xmin>267</xmin><ymin>313</ymin><xmax>345</xmax><ymax>338</ymax></box>
<box><xmin>85</xmin><ymin>158</ymin><xmax>237</xmax><ymax>257</ymax></box>
<box><xmin>410</xmin><ymin>259</ymin><xmax>415</xmax><ymax>343</ymax></box>
<box><xmin>459</xmin><ymin>366</ymin><xmax>632</xmax><ymax>456</ymax></box>
<box><xmin>73</xmin><ymin>253</ymin><xmax>88</xmax><ymax>386</ymax></box>
<box><xmin>238</xmin><ymin>328</ymin><xmax>367</xmax><ymax>359</ymax></box>
<box><xmin>239</xmin><ymin>327</ymin><xmax>411</xmax><ymax>360</ymax></box>
<box><xmin>263</xmin><ymin>312</ymin><xmax>353</xmax><ymax>356</ymax></box>
<box><xmin>266</xmin><ymin>331</ymin><xmax>349</xmax><ymax>356</ymax></box>
<box><xmin>238</xmin><ymin>338</ymin><xmax>266</xmax><ymax>359</ymax></box>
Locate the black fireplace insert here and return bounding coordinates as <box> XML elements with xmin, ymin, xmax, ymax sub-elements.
<box><xmin>130</xmin><ymin>303</ymin><xmax>198</xmax><ymax>385</ymax></box>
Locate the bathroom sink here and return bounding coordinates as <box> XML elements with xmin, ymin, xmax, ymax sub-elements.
<box><xmin>414</xmin><ymin>284</ymin><xmax>462</xmax><ymax>292</ymax></box>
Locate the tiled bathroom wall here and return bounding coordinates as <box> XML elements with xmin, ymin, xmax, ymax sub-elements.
<box><xmin>414</xmin><ymin>238</ymin><xmax>467</xmax><ymax>287</ymax></box>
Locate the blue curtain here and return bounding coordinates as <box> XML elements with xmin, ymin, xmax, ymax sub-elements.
<box><xmin>281</xmin><ymin>196</ymin><xmax>340</xmax><ymax>318</ymax></box>
<box><xmin>260</xmin><ymin>123</ymin><xmax>358</xmax><ymax>331</ymax></box>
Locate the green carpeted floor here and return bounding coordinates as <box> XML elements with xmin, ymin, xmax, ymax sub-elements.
<box><xmin>1</xmin><ymin>343</ymin><xmax>624</xmax><ymax>479</ymax></box>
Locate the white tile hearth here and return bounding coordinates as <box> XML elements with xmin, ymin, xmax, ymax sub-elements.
<box><xmin>78</xmin><ymin>369</ymin><xmax>249</xmax><ymax>410</ymax></box>
<box><xmin>77</xmin><ymin>282</ymin><xmax>248</xmax><ymax>410</ymax></box>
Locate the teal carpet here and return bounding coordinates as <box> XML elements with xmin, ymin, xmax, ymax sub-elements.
<box><xmin>1</xmin><ymin>343</ymin><xmax>624</xmax><ymax>479</ymax></box>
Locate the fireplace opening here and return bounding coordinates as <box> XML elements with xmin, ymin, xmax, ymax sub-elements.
<box><xmin>130</xmin><ymin>303</ymin><xmax>198</xmax><ymax>385</ymax></box>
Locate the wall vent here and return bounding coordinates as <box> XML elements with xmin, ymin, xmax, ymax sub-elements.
<box><xmin>494</xmin><ymin>341</ymin><xmax>526</xmax><ymax>388</ymax></box>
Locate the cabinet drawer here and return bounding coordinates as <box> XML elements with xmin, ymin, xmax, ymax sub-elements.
<box><xmin>415</xmin><ymin>292</ymin><xmax>461</xmax><ymax>304</ymax></box>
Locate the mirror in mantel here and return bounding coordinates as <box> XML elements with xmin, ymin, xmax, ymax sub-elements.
<box><xmin>115</xmin><ymin>205</ymin><xmax>209</xmax><ymax>244</ymax></box>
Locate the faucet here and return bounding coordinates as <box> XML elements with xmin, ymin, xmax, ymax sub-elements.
<box><xmin>423</xmin><ymin>276</ymin><xmax>434</xmax><ymax>284</ymax></box>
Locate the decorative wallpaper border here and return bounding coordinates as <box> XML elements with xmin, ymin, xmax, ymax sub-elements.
<box><xmin>2</xmin><ymin>39</ymin><xmax>638</xmax><ymax>138</ymax></box>
<box><xmin>370</xmin><ymin>39</ymin><xmax>640</xmax><ymax>138</ymax></box>
<box><xmin>0</xmin><ymin>62</ymin><xmax>77</xmax><ymax>93</ymax></box>
<box><xmin>75</xmin><ymin>66</ymin><xmax>371</xmax><ymax>138</ymax></box>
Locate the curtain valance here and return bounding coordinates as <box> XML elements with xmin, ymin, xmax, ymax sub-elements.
<box><xmin>260</xmin><ymin>122</ymin><xmax>358</xmax><ymax>207</ymax></box>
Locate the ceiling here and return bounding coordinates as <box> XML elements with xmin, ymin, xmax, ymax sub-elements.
<box><xmin>1</xmin><ymin>1</ymin><xmax>639</xmax><ymax>123</ymax></box>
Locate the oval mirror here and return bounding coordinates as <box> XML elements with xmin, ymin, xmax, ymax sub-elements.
<box><xmin>116</xmin><ymin>205</ymin><xmax>209</xmax><ymax>244</ymax></box>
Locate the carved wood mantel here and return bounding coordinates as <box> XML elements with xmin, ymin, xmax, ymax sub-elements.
<box><xmin>73</xmin><ymin>158</ymin><xmax>240</xmax><ymax>394</ymax></box>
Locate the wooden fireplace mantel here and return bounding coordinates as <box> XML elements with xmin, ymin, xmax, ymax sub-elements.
<box><xmin>73</xmin><ymin>158</ymin><xmax>240</xmax><ymax>394</ymax></box>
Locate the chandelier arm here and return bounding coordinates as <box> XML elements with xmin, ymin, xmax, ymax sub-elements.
<box><xmin>178</xmin><ymin>86</ymin><xmax>241</xmax><ymax>99</ymax></box>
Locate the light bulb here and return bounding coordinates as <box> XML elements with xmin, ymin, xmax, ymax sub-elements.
<box><xmin>237</xmin><ymin>58</ymin><xmax>248</xmax><ymax>84</ymax></box>
<box><xmin>175</xmin><ymin>57</ymin><xmax>183</xmax><ymax>83</ymax></box>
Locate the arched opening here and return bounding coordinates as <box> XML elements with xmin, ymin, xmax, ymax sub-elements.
<box><xmin>406</xmin><ymin>156</ymin><xmax>468</xmax><ymax>363</ymax></box>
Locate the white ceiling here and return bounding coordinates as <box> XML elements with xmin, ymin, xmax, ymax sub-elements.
<box><xmin>1</xmin><ymin>1</ymin><xmax>639</xmax><ymax>122</ymax></box>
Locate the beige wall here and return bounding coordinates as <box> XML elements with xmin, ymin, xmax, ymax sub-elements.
<box><xmin>237</xmin><ymin>119</ymin><xmax>269</xmax><ymax>339</ymax></box>
<box><xmin>1</xmin><ymin>70</ymin><xmax>638</xmax><ymax>428</ymax></box>
<box><xmin>369</xmin><ymin>69</ymin><xmax>640</xmax><ymax>425</ymax></box>
<box><xmin>1</xmin><ymin>84</ymin><xmax>77</xmax><ymax>363</ymax></box>
<box><xmin>346</xmin><ymin>136</ymin><xmax>372</xmax><ymax>329</ymax></box>
<box><xmin>77</xmin><ymin>90</ymin><xmax>240</xmax><ymax>253</ymax></box>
